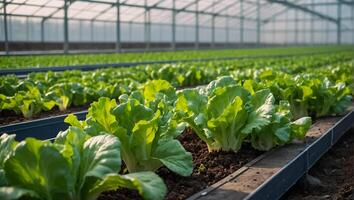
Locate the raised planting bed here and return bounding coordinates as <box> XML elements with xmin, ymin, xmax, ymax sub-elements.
<box><xmin>0</xmin><ymin>105</ymin><xmax>353</xmax><ymax>200</ymax></box>
<box><xmin>284</xmin><ymin>127</ymin><xmax>354</xmax><ymax>200</ymax></box>
<box><xmin>0</xmin><ymin>110</ymin><xmax>87</xmax><ymax>141</ymax></box>
<box><xmin>98</xmin><ymin>129</ymin><xmax>263</xmax><ymax>200</ymax></box>
<box><xmin>0</xmin><ymin>105</ymin><xmax>89</xmax><ymax>126</ymax></box>
<box><xmin>186</xmin><ymin>104</ymin><xmax>354</xmax><ymax>200</ymax></box>
<box><xmin>2</xmin><ymin>105</ymin><xmax>352</xmax><ymax>199</ymax></box>
<box><xmin>0</xmin><ymin>50</ymin><xmax>344</xmax><ymax>76</ymax></box>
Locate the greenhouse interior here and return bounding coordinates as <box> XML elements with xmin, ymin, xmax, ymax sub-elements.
<box><xmin>0</xmin><ymin>0</ymin><xmax>353</xmax><ymax>200</ymax></box>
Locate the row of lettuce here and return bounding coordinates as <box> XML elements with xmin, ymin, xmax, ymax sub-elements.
<box><xmin>0</xmin><ymin>67</ymin><xmax>353</xmax><ymax>199</ymax></box>
<box><xmin>0</xmin><ymin>77</ymin><xmax>312</xmax><ymax>200</ymax></box>
<box><xmin>1</xmin><ymin>52</ymin><xmax>353</xmax><ymax>119</ymax></box>
<box><xmin>0</xmin><ymin>46</ymin><xmax>351</xmax><ymax>69</ymax></box>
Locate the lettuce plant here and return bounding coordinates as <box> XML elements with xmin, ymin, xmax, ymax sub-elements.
<box><xmin>242</xmin><ymin>72</ymin><xmax>352</xmax><ymax>119</ymax></box>
<box><xmin>0</xmin><ymin>129</ymin><xmax>166</xmax><ymax>200</ymax></box>
<box><xmin>66</xmin><ymin>96</ymin><xmax>193</xmax><ymax>176</ymax></box>
<box><xmin>124</xmin><ymin>79</ymin><xmax>185</xmax><ymax>139</ymax></box>
<box><xmin>249</xmin><ymin>101</ymin><xmax>312</xmax><ymax>151</ymax></box>
<box><xmin>175</xmin><ymin>76</ymin><xmax>312</xmax><ymax>152</ymax></box>
<box><xmin>0</xmin><ymin>86</ymin><xmax>55</xmax><ymax>118</ymax></box>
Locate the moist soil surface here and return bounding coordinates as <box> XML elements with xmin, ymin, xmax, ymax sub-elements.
<box><xmin>0</xmin><ymin>105</ymin><xmax>88</xmax><ymax>126</ymax></box>
<box><xmin>284</xmin><ymin>127</ymin><xmax>354</xmax><ymax>200</ymax></box>
<box><xmin>98</xmin><ymin>128</ymin><xmax>263</xmax><ymax>200</ymax></box>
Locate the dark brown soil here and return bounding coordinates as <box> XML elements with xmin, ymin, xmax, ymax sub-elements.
<box><xmin>98</xmin><ymin>128</ymin><xmax>262</xmax><ymax>200</ymax></box>
<box><xmin>0</xmin><ymin>105</ymin><xmax>88</xmax><ymax>126</ymax></box>
<box><xmin>284</xmin><ymin>127</ymin><xmax>354</xmax><ymax>200</ymax></box>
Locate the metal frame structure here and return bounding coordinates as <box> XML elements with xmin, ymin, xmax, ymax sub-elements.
<box><xmin>0</xmin><ymin>0</ymin><xmax>353</xmax><ymax>55</ymax></box>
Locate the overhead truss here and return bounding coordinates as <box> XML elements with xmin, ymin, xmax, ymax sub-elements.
<box><xmin>267</xmin><ymin>0</ymin><xmax>339</xmax><ymax>24</ymax></box>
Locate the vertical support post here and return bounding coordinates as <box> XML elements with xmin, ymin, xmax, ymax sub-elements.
<box><xmin>212</xmin><ymin>15</ymin><xmax>215</xmax><ymax>48</ymax></box>
<box><xmin>144</xmin><ymin>0</ymin><xmax>150</xmax><ymax>50</ymax></box>
<box><xmin>195</xmin><ymin>0</ymin><xmax>199</xmax><ymax>49</ymax></box>
<box><xmin>337</xmin><ymin>1</ymin><xmax>341</xmax><ymax>45</ymax></box>
<box><xmin>284</xmin><ymin>11</ymin><xmax>288</xmax><ymax>46</ymax></box>
<box><xmin>352</xmin><ymin>6</ymin><xmax>354</xmax><ymax>44</ymax></box>
<box><xmin>129</xmin><ymin>21</ymin><xmax>132</xmax><ymax>42</ymax></box>
<box><xmin>226</xmin><ymin>15</ymin><xmax>229</xmax><ymax>47</ymax></box>
<box><xmin>211</xmin><ymin>0</ymin><xmax>215</xmax><ymax>48</ymax></box>
<box><xmin>116</xmin><ymin>0</ymin><xmax>121</xmax><ymax>52</ymax></box>
<box><xmin>147</xmin><ymin>11</ymin><xmax>151</xmax><ymax>49</ymax></box>
<box><xmin>171</xmin><ymin>0</ymin><xmax>176</xmax><ymax>50</ymax></box>
<box><xmin>256</xmin><ymin>0</ymin><xmax>260</xmax><ymax>47</ymax></box>
<box><xmin>63</xmin><ymin>0</ymin><xmax>69</xmax><ymax>54</ymax></box>
<box><xmin>26</xmin><ymin>17</ymin><xmax>29</xmax><ymax>41</ymax></box>
<box><xmin>90</xmin><ymin>20</ymin><xmax>94</xmax><ymax>42</ymax></box>
<box><xmin>295</xmin><ymin>9</ymin><xmax>298</xmax><ymax>45</ymax></box>
<box><xmin>240</xmin><ymin>0</ymin><xmax>244</xmax><ymax>46</ymax></box>
<box><xmin>325</xmin><ymin>5</ymin><xmax>329</xmax><ymax>44</ymax></box>
<box><xmin>310</xmin><ymin>0</ymin><xmax>314</xmax><ymax>44</ymax></box>
<box><xmin>41</xmin><ymin>19</ymin><xmax>45</xmax><ymax>43</ymax></box>
<box><xmin>79</xmin><ymin>20</ymin><xmax>82</xmax><ymax>42</ymax></box>
<box><xmin>272</xmin><ymin>21</ymin><xmax>275</xmax><ymax>44</ymax></box>
<box><xmin>3</xmin><ymin>0</ymin><xmax>9</xmax><ymax>55</ymax></box>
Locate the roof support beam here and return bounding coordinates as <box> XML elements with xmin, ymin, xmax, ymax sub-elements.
<box><xmin>200</xmin><ymin>0</ymin><xmax>226</xmax><ymax>13</ymax></box>
<box><xmin>338</xmin><ymin>0</ymin><xmax>354</xmax><ymax>6</ymax></box>
<box><xmin>3</xmin><ymin>0</ymin><xmax>255</xmax><ymax>23</ymax></box>
<box><xmin>0</xmin><ymin>13</ymin><xmax>119</xmax><ymax>23</ymax></box>
<box><xmin>267</xmin><ymin>0</ymin><xmax>339</xmax><ymax>24</ymax></box>
<box><xmin>186</xmin><ymin>1</ymin><xmax>243</xmax><ymax>26</ymax></box>
<box><xmin>214</xmin><ymin>1</ymin><xmax>239</xmax><ymax>16</ymax></box>
<box><xmin>178</xmin><ymin>1</ymin><xmax>198</xmax><ymax>13</ymax></box>
<box><xmin>261</xmin><ymin>7</ymin><xmax>291</xmax><ymax>25</ymax></box>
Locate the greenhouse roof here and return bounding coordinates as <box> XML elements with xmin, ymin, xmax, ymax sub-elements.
<box><xmin>0</xmin><ymin>0</ymin><xmax>347</xmax><ymax>26</ymax></box>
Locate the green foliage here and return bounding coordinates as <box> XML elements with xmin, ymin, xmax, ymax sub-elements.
<box><xmin>0</xmin><ymin>52</ymin><xmax>352</xmax><ymax>119</ymax></box>
<box><xmin>66</xmin><ymin>83</ymin><xmax>193</xmax><ymax>176</ymax></box>
<box><xmin>175</xmin><ymin>76</ymin><xmax>312</xmax><ymax>152</ymax></box>
<box><xmin>0</xmin><ymin>129</ymin><xmax>166</xmax><ymax>200</ymax></box>
<box><xmin>1</xmin><ymin>46</ymin><xmax>349</xmax><ymax>69</ymax></box>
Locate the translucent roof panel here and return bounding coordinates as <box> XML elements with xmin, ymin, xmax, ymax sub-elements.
<box><xmin>10</xmin><ymin>5</ymin><xmax>39</xmax><ymax>15</ymax></box>
<box><xmin>1</xmin><ymin>0</ymin><xmax>346</xmax><ymax>27</ymax></box>
<box><xmin>45</xmin><ymin>0</ymin><xmax>65</xmax><ymax>8</ymax></box>
<box><xmin>26</xmin><ymin>0</ymin><xmax>51</xmax><ymax>6</ymax></box>
<box><xmin>124</xmin><ymin>0</ymin><xmax>144</xmax><ymax>6</ymax></box>
<box><xmin>198</xmin><ymin>0</ymin><xmax>214</xmax><ymax>12</ymax></box>
<box><xmin>174</xmin><ymin>0</ymin><xmax>190</xmax><ymax>9</ymax></box>
<box><xmin>150</xmin><ymin>10</ymin><xmax>172</xmax><ymax>23</ymax></box>
<box><xmin>33</xmin><ymin>7</ymin><xmax>58</xmax><ymax>17</ymax></box>
<box><xmin>222</xmin><ymin>2</ymin><xmax>241</xmax><ymax>16</ymax></box>
<box><xmin>199</xmin><ymin>14</ymin><xmax>212</xmax><ymax>27</ymax></box>
<box><xmin>176</xmin><ymin>12</ymin><xmax>195</xmax><ymax>25</ymax></box>
<box><xmin>158</xmin><ymin>0</ymin><xmax>172</xmax><ymax>9</ymax></box>
<box><xmin>213</xmin><ymin>0</ymin><xmax>234</xmax><ymax>13</ymax></box>
<box><xmin>120</xmin><ymin>6</ymin><xmax>145</xmax><ymax>22</ymax></box>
